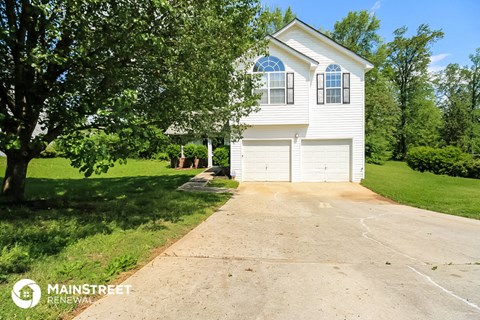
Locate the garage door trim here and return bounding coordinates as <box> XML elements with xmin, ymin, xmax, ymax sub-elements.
<box><xmin>242</xmin><ymin>139</ymin><xmax>292</xmax><ymax>182</ymax></box>
<box><xmin>300</xmin><ymin>138</ymin><xmax>352</xmax><ymax>182</ymax></box>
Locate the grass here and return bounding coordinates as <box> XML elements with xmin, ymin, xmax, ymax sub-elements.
<box><xmin>362</xmin><ymin>161</ymin><xmax>480</xmax><ymax>219</ymax></box>
<box><xmin>0</xmin><ymin>158</ymin><xmax>232</xmax><ymax>319</ymax></box>
<box><xmin>207</xmin><ymin>177</ymin><xmax>239</xmax><ymax>189</ymax></box>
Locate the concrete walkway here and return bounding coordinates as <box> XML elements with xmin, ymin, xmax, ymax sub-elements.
<box><xmin>76</xmin><ymin>182</ymin><xmax>480</xmax><ymax>320</ymax></box>
<box><xmin>177</xmin><ymin>166</ymin><xmax>233</xmax><ymax>193</ymax></box>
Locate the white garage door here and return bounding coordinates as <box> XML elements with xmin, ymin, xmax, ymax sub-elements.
<box><xmin>243</xmin><ymin>140</ymin><xmax>291</xmax><ymax>181</ymax></box>
<box><xmin>301</xmin><ymin>140</ymin><xmax>351</xmax><ymax>182</ymax></box>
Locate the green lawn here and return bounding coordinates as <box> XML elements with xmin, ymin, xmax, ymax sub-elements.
<box><xmin>207</xmin><ymin>177</ymin><xmax>239</xmax><ymax>189</ymax></box>
<box><xmin>0</xmin><ymin>158</ymin><xmax>231</xmax><ymax>319</ymax></box>
<box><xmin>362</xmin><ymin>161</ymin><xmax>480</xmax><ymax>219</ymax></box>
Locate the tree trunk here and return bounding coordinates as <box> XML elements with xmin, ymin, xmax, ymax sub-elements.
<box><xmin>1</xmin><ymin>152</ymin><xmax>30</xmax><ymax>202</ymax></box>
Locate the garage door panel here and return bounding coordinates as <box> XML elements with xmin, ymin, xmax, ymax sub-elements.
<box><xmin>243</xmin><ymin>140</ymin><xmax>291</xmax><ymax>181</ymax></box>
<box><xmin>301</xmin><ymin>140</ymin><xmax>351</xmax><ymax>182</ymax></box>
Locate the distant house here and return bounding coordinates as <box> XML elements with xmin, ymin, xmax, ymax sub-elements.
<box><xmin>230</xmin><ymin>19</ymin><xmax>373</xmax><ymax>182</ymax></box>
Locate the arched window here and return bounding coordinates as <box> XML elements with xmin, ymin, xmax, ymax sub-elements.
<box><xmin>253</xmin><ymin>56</ymin><xmax>285</xmax><ymax>72</ymax></box>
<box><xmin>326</xmin><ymin>64</ymin><xmax>342</xmax><ymax>104</ymax></box>
<box><xmin>253</xmin><ymin>56</ymin><xmax>293</xmax><ymax>105</ymax></box>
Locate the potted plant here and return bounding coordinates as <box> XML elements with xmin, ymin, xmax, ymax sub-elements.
<box><xmin>166</xmin><ymin>144</ymin><xmax>181</xmax><ymax>168</ymax></box>
<box><xmin>183</xmin><ymin>144</ymin><xmax>196</xmax><ymax>168</ymax></box>
<box><xmin>213</xmin><ymin>146</ymin><xmax>230</xmax><ymax>177</ymax></box>
<box><xmin>195</xmin><ymin>145</ymin><xmax>208</xmax><ymax>168</ymax></box>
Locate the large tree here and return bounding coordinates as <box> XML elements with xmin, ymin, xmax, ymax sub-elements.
<box><xmin>435</xmin><ymin>48</ymin><xmax>480</xmax><ymax>155</ymax></box>
<box><xmin>0</xmin><ymin>0</ymin><xmax>264</xmax><ymax>201</ymax></box>
<box><xmin>386</xmin><ymin>25</ymin><xmax>444</xmax><ymax>158</ymax></box>
<box><xmin>261</xmin><ymin>5</ymin><xmax>296</xmax><ymax>34</ymax></box>
<box><xmin>466</xmin><ymin>48</ymin><xmax>480</xmax><ymax>155</ymax></box>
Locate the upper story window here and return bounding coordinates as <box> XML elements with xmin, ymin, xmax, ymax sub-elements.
<box><xmin>253</xmin><ymin>56</ymin><xmax>293</xmax><ymax>105</ymax></box>
<box><xmin>326</xmin><ymin>64</ymin><xmax>342</xmax><ymax>104</ymax></box>
<box><xmin>317</xmin><ymin>64</ymin><xmax>350</xmax><ymax>105</ymax></box>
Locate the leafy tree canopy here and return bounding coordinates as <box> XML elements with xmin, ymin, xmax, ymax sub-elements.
<box><xmin>0</xmin><ymin>0</ymin><xmax>265</xmax><ymax>201</ymax></box>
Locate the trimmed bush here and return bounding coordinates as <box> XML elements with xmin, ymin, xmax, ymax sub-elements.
<box><xmin>195</xmin><ymin>145</ymin><xmax>208</xmax><ymax>159</ymax></box>
<box><xmin>213</xmin><ymin>146</ymin><xmax>229</xmax><ymax>168</ymax></box>
<box><xmin>165</xmin><ymin>144</ymin><xmax>180</xmax><ymax>160</ymax></box>
<box><xmin>183</xmin><ymin>144</ymin><xmax>196</xmax><ymax>159</ymax></box>
<box><xmin>165</xmin><ymin>144</ymin><xmax>180</xmax><ymax>168</ymax></box>
<box><xmin>407</xmin><ymin>146</ymin><xmax>479</xmax><ymax>178</ymax></box>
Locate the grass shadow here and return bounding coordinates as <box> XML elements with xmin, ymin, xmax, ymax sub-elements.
<box><xmin>0</xmin><ymin>174</ymin><xmax>228</xmax><ymax>268</ymax></box>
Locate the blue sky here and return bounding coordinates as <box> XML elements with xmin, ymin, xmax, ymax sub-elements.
<box><xmin>261</xmin><ymin>0</ymin><xmax>479</xmax><ymax>71</ymax></box>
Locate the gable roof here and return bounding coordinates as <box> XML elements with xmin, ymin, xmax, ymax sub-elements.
<box><xmin>266</xmin><ymin>35</ymin><xmax>319</xmax><ymax>70</ymax></box>
<box><xmin>273</xmin><ymin>18</ymin><xmax>374</xmax><ymax>71</ymax></box>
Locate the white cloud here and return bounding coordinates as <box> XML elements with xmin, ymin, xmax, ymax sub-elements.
<box><xmin>370</xmin><ymin>0</ymin><xmax>382</xmax><ymax>14</ymax></box>
<box><xmin>430</xmin><ymin>53</ymin><xmax>450</xmax><ymax>64</ymax></box>
<box><xmin>428</xmin><ymin>53</ymin><xmax>451</xmax><ymax>73</ymax></box>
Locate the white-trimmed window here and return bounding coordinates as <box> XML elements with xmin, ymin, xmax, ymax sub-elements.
<box><xmin>253</xmin><ymin>56</ymin><xmax>293</xmax><ymax>105</ymax></box>
<box><xmin>326</xmin><ymin>64</ymin><xmax>342</xmax><ymax>104</ymax></box>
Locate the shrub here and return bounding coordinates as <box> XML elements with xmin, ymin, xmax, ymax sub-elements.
<box><xmin>39</xmin><ymin>142</ymin><xmax>63</xmax><ymax>158</ymax></box>
<box><xmin>152</xmin><ymin>152</ymin><xmax>169</xmax><ymax>161</ymax></box>
<box><xmin>195</xmin><ymin>145</ymin><xmax>208</xmax><ymax>159</ymax></box>
<box><xmin>165</xmin><ymin>144</ymin><xmax>180</xmax><ymax>160</ymax></box>
<box><xmin>451</xmin><ymin>159</ymin><xmax>480</xmax><ymax>179</ymax></box>
<box><xmin>407</xmin><ymin>146</ymin><xmax>479</xmax><ymax>179</ymax></box>
<box><xmin>365</xmin><ymin>135</ymin><xmax>392</xmax><ymax>165</ymax></box>
<box><xmin>183</xmin><ymin>144</ymin><xmax>196</xmax><ymax>159</ymax></box>
<box><xmin>213</xmin><ymin>146</ymin><xmax>229</xmax><ymax>168</ymax></box>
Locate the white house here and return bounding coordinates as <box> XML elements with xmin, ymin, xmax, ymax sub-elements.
<box><xmin>230</xmin><ymin>19</ymin><xmax>373</xmax><ymax>182</ymax></box>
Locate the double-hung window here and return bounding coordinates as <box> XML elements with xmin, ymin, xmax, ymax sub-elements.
<box><xmin>253</xmin><ymin>56</ymin><xmax>293</xmax><ymax>105</ymax></box>
<box><xmin>325</xmin><ymin>64</ymin><xmax>342</xmax><ymax>104</ymax></box>
<box><xmin>317</xmin><ymin>64</ymin><xmax>350</xmax><ymax>105</ymax></box>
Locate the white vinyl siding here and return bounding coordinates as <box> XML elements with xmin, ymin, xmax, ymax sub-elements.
<box><xmin>231</xmin><ymin>22</ymin><xmax>367</xmax><ymax>183</ymax></box>
<box><xmin>242</xmin><ymin>45</ymin><xmax>309</xmax><ymax>125</ymax></box>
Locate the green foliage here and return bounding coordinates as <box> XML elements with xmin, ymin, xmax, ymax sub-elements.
<box><xmin>326</xmin><ymin>10</ymin><xmax>381</xmax><ymax>60</ymax></box>
<box><xmin>196</xmin><ymin>145</ymin><xmax>208</xmax><ymax>159</ymax></box>
<box><xmin>1</xmin><ymin>0</ymin><xmax>265</xmax><ymax>200</ymax></box>
<box><xmin>434</xmin><ymin>49</ymin><xmax>480</xmax><ymax>155</ymax></box>
<box><xmin>404</xmin><ymin>92</ymin><xmax>443</xmax><ymax>150</ymax></box>
<box><xmin>450</xmin><ymin>159</ymin><xmax>480</xmax><ymax>179</ymax></box>
<box><xmin>38</xmin><ymin>142</ymin><xmax>63</xmax><ymax>158</ymax></box>
<box><xmin>261</xmin><ymin>6</ymin><xmax>296</xmax><ymax>34</ymax></box>
<box><xmin>183</xmin><ymin>144</ymin><xmax>197</xmax><ymax>159</ymax></box>
<box><xmin>152</xmin><ymin>152</ymin><xmax>170</xmax><ymax>161</ymax></box>
<box><xmin>166</xmin><ymin>144</ymin><xmax>181</xmax><ymax>160</ymax></box>
<box><xmin>386</xmin><ymin>24</ymin><xmax>444</xmax><ymax>158</ymax></box>
<box><xmin>137</xmin><ymin>127</ymin><xmax>171</xmax><ymax>159</ymax></box>
<box><xmin>105</xmin><ymin>255</ymin><xmax>138</xmax><ymax>279</ymax></box>
<box><xmin>365</xmin><ymin>135</ymin><xmax>393</xmax><ymax>165</ymax></box>
<box><xmin>0</xmin><ymin>245</ymin><xmax>31</xmax><ymax>276</ymax></box>
<box><xmin>406</xmin><ymin>146</ymin><xmax>479</xmax><ymax>178</ymax></box>
<box><xmin>213</xmin><ymin>147</ymin><xmax>230</xmax><ymax>168</ymax></box>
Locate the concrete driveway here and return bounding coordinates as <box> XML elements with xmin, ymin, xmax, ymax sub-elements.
<box><xmin>76</xmin><ymin>182</ymin><xmax>480</xmax><ymax>320</ymax></box>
